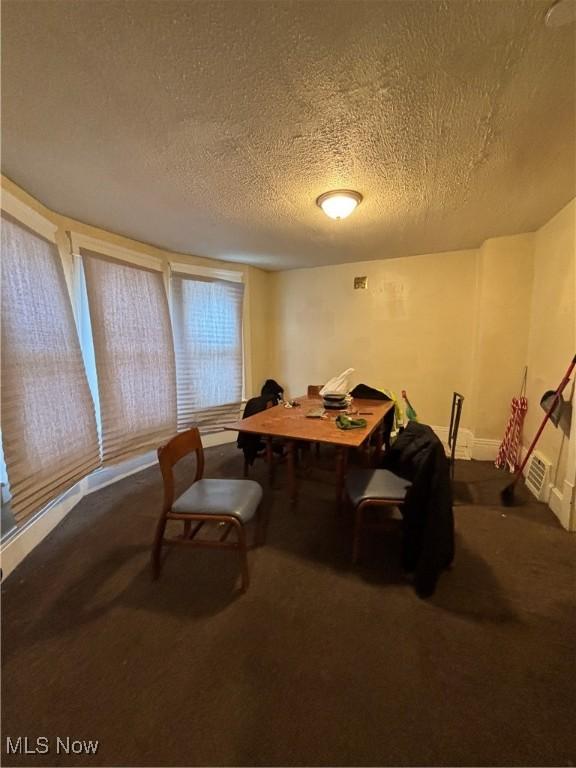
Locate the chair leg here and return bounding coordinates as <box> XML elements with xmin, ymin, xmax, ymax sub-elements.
<box><xmin>336</xmin><ymin>446</ymin><xmax>349</xmax><ymax>510</ymax></box>
<box><xmin>219</xmin><ymin>523</ymin><xmax>233</xmax><ymax>542</ymax></box>
<box><xmin>256</xmin><ymin>502</ymin><xmax>268</xmax><ymax>547</ymax></box>
<box><xmin>243</xmin><ymin>458</ymin><xmax>249</xmax><ymax>478</ymax></box>
<box><xmin>266</xmin><ymin>437</ymin><xmax>274</xmax><ymax>487</ymax></box>
<box><xmin>352</xmin><ymin>505</ymin><xmax>364</xmax><ymax>564</ymax></box>
<box><xmin>234</xmin><ymin>520</ymin><xmax>250</xmax><ymax>592</ymax></box>
<box><xmin>151</xmin><ymin>515</ymin><xmax>167</xmax><ymax>580</ymax></box>
<box><xmin>294</xmin><ymin>444</ymin><xmax>300</xmax><ymax>468</ymax></box>
<box><xmin>360</xmin><ymin>444</ymin><xmax>371</xmax><ymax>468</ymax></box>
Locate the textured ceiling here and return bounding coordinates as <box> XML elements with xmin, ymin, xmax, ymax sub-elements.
<box><xmin>2</xmin><ymin>0</ymin><xmax>575</xmax><ymax>270</ymax></box>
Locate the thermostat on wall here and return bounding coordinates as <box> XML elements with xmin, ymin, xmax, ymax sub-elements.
<box><xmin>354</xmin><ymin>276</ymin><xmax>368</xmax><ymax>289</ymax></box>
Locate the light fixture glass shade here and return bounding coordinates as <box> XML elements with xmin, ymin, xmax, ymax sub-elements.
<box><xmin>545</xmin><ymin>0</ymin><xmax>576</xmax><ymax>27</ymax></box>
<box><xmin>316</xmin><ymin>190</ymin><xmax>362</xmax><ymax>220</ymax></box>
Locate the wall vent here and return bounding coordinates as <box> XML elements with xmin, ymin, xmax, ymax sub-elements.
<box><xmin>525</xmin><ymin>452</ymin><xmax>551</xmax><ymax>501</ymax></box>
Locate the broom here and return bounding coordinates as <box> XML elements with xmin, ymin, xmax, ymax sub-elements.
<box><xmin>501</xmin><ymin>354</ymin><xmax>576</xmax><ymax>506</ymax></box>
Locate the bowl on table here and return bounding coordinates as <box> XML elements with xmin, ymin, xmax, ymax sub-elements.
<box><xmin>322</xmin><ymin>392</ymin><xmax>349</xmax><ymax>410</ymax></box>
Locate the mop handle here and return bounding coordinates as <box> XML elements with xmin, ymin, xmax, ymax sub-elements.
<box><xmin>515</xmin><ymin>354</ymin><xmax>576</xmax><ymax>477</ymax></box>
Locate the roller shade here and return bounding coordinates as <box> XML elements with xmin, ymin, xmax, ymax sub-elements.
<box><xmin>82</xmin><ymin>249</ymin><xmax>177</xmax><ymax>462</ymax></box>
<box><xmin>1</xmin><ymin>215</ymin><xmax>100</xmax><ymax>523</ymax></box>
<box><xmin>171</xmin><ymin>272</ymin><xmax>244</xmax><ymax>433</ymax></box>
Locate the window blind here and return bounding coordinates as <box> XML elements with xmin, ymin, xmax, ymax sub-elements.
<box><xmin>1</xmin><ymin>215</ymin><xmax>100</xmax><ymax>523</ymax></box>
<box><xmin>171</xmin><ymin>272</ymin><xmax>244</xmax><ymax>433</ymax></box>
<box><xmin>81</xmin><ymin>249</ymin><xmax>177</xmax><ymax>463</ymax></box>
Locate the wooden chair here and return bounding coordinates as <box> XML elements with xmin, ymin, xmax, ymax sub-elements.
<box><xmin>345</xmin><ymin>468</ymin><xmax>412</xmax><ymax>563</ymax></box>
<box><xmin>448</xmin><ymin>392</ymin><xmax>464</xmax><ymax>480</ymax></box>
<box><xmin>152</xmin><ymin>428</ymin><xmax>264</xmax><ymax>592</ymax></box>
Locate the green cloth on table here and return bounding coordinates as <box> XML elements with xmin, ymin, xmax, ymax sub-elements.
<box><xmin>335</xmin><ymin>414</ymin><xmax>368</xmax><ymax>430</ymax></box>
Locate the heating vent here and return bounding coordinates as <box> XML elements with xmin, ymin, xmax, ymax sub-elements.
<box><xmin>525</xmin><ymin>452</ymin><xmax>551</xmax><ymax>501</ymax></box>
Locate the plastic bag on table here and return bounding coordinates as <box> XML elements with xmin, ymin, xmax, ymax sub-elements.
<box><xmin>320</xmin><ymin>368</ymin><xmax>355</xmax><ymax>396</ymax></box>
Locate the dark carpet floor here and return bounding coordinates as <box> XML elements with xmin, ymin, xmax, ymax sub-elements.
<box><xmin>1</xmin><ymin>444</ymin><xmax>575</xmax><ymax>767</ymax></box>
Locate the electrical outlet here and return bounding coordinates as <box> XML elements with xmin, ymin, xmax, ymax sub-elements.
<box><xmin>354</xmin><ymin>276</ymin><xmax>368</xmax><ymax>290</ymax></box>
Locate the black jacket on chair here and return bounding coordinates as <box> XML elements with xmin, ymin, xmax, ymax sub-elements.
<box><xmin>380</xmin><ymin>421</ymin><xmax>454</xmax><ymax>597</ymax></box>
<box><xmin>237</xmin><ymin>396</ymin><xmax>271</xmax><ymax>466</ymax></box>
<box><xmin>261</xmin><ymin>379</ymin><xmax>284</xmax><ymax>405</ymax></box>
<box><xmin>350</xmin><ymin>383</ymin><xmax>394</xmax><ymax>449</ymax></box>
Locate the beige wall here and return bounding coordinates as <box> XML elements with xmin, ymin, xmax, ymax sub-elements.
<box><xmin>469</xmin><ymin>234</ymin><xmax>534</xmax><ymax>440</ymax></box>
<box><xmin>246</xmin><ymin>265</ymin><xmax>273</xmax><ymax>395</ymax></box>
<box><xmin>525</xmin><ymin>199</ymin><xmax>575</xmax><ymax>501</ymax></box>
<box><xmin>1</xmin><ymin>175</ymin><xmax>272</xmax><ymax>399</ymax></box>
<box><xmin>271</xmin><ymin>234</ymin><xmax>539</xmax><ymax>443</ymax></box>
<box><xmin>271</xmin><ymin>248</ymin><xmax>479</xmax><ymax>429</ymax></box>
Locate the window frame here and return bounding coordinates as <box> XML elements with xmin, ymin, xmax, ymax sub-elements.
<box><xmin>0</xmin><ymin>191</ymin><xmax>60</xmax><ymax>515</ymax></box>
<box><xmin>169</xmin><ymin>261</ymin><xmax>247</xmax><ymax>403</ymax></box>
<box><xmin>1</xmin><ymin>189</ymin><xmax>58</xmax><ymax>244</ymax></box>
<box><xmin>0</xmin><ymin>203</ymin><xmax>102</xmax><ymax>531</ymax></box>
<box><xmin>68</xmin><ymin>233</ymin><xmax>168</xmax><ymax>426</ymax></box>
<box><xmin>71</xmin><ymin>236</ymin><xmax>178</xmax><ymax>463</ymax></box>
<box><xmin>69</xmin><ymin>232</ymin><xmax>165</xmax><ymax>273</ymax></box>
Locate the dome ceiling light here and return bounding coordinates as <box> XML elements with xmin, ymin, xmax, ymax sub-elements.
<box><xmin>545</xmin><ymin>0</ymin><xmax>576</xmax><ymax>27</ymax></box>
<box><xmin>316</xmin><ymin>189</ymin><xmax>363</xmax><ymax>220</ymax></box>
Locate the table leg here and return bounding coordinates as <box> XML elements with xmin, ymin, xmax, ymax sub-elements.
<box><xmin>374</xmin><ymin>421</ymin><xmax>384</xmax><ymax>462</ymax></box>
<box><xmin>336</xmin><ymin>445</ymin><xmax>349</xmax><ymax>508</ymax></box>
<box><xmin>266</xmin><ymin>436</ymin><xmax>274</xmax><ymax>487</ymax></box>
<box><xmin>286</xmin><ymin>439</ymin><xmax>298</xmax><ymax>505</ymax></box>
<box><xmin>360</xmin><ymin>439</ymin><xmax>371</xmax><ymax>468</ymax></box>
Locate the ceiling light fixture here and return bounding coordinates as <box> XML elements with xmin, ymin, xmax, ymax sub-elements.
<box><xmin>545</xmin><ymin>0</ymin><xmax>576</xmax><ymax>27</ymax></box>
<box><xmin>316</xmin><ymin>189</ymin><xmax>363</xmax><ymax>220</ymax></box>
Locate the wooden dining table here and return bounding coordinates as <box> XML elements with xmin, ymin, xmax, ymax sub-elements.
<box><xmin>224</xmin><ymin>396</ymin><xmax>394</xmax><ymax>505</ymax></box>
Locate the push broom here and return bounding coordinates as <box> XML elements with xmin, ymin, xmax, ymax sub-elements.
<box><xmin>501</xmin><ymin>354</ymin><xmax>576</xmax><ymax>506</ymax></box>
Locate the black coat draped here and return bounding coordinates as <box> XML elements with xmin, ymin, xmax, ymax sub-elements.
<box><xmin>381</xmin><ymin>421</ymin><xmax>454</xmax><ymax>597</ymax></box>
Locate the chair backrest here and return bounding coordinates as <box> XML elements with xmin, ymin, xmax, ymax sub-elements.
<box><xmin>448</xmin><ymin>393</ymin><xmax>464</xmax><ymax>474</ymax></box>
<box><xmin>307</xmin><ymin>385</ymin><xmax>323</xmax><ymax>398</ymax></box>
<box><xmin>240</xmin><ymin>396</ymin><xmax>274</xmax><ymax>421</ymax></box>
<box><xmin>157</xmin><ymin>428</ymin><xmax>204</xmax><ymax>511</ymax></box>
<box><xmin>237</xmin><ymin>397</ymin><xmax>274</xmax><ymax>452</ymax></box>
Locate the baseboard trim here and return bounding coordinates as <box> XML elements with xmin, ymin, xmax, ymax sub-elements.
<box><xmin>547</xmin><ymin>481</ymin><xmax>576</xmax><ymax>532</ymax></box>
<box><xmin>202</xmin><ymin>431</ymin><xmax>237</xmax><ymax>449</ymax></box>
<box><xmin>561</xmin><ymin>479</ymin><xmax>575</xmax><ymax>532</ymax></box>
<box><xmin>431</xmin><ymin>427</ymin><xmax>574</xmax><ymax>530</ymax></box>
<box><xmin>429</xmin><ymin>426</ymin><xmax>501</xmax><ymax>463</ymax></box>
<box><xmin>1</xmin><ymin>484</ymin><xmax>84</xmax><ymax>581</ymax></box>
<box><xmin>471</xmin><ymin>437</ymin><xmax>500</xmax><ymax>462</ymax></box>
<box><xmin>83</xmin><ymin>451</ymin><xmax>157</xmax><ymax>496</ymax></box>
<box><xmin>430</xmin><ymin>426</ymin><xmax>473</xmax><ymax>460</ymax></box>
<box><xmin>518</xmin><ymin>447</ymin><xmax>575</xmax><ymax>532</ymax></box>
<box><xmin>548</xmin><ymin>485</ymin><xmax>567</xmax><ymax>528</ymax></box>
<box><xmin>0</xmin><ymin>431</ymin><xmax>238</xmax><ymax>579</ymax></box>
